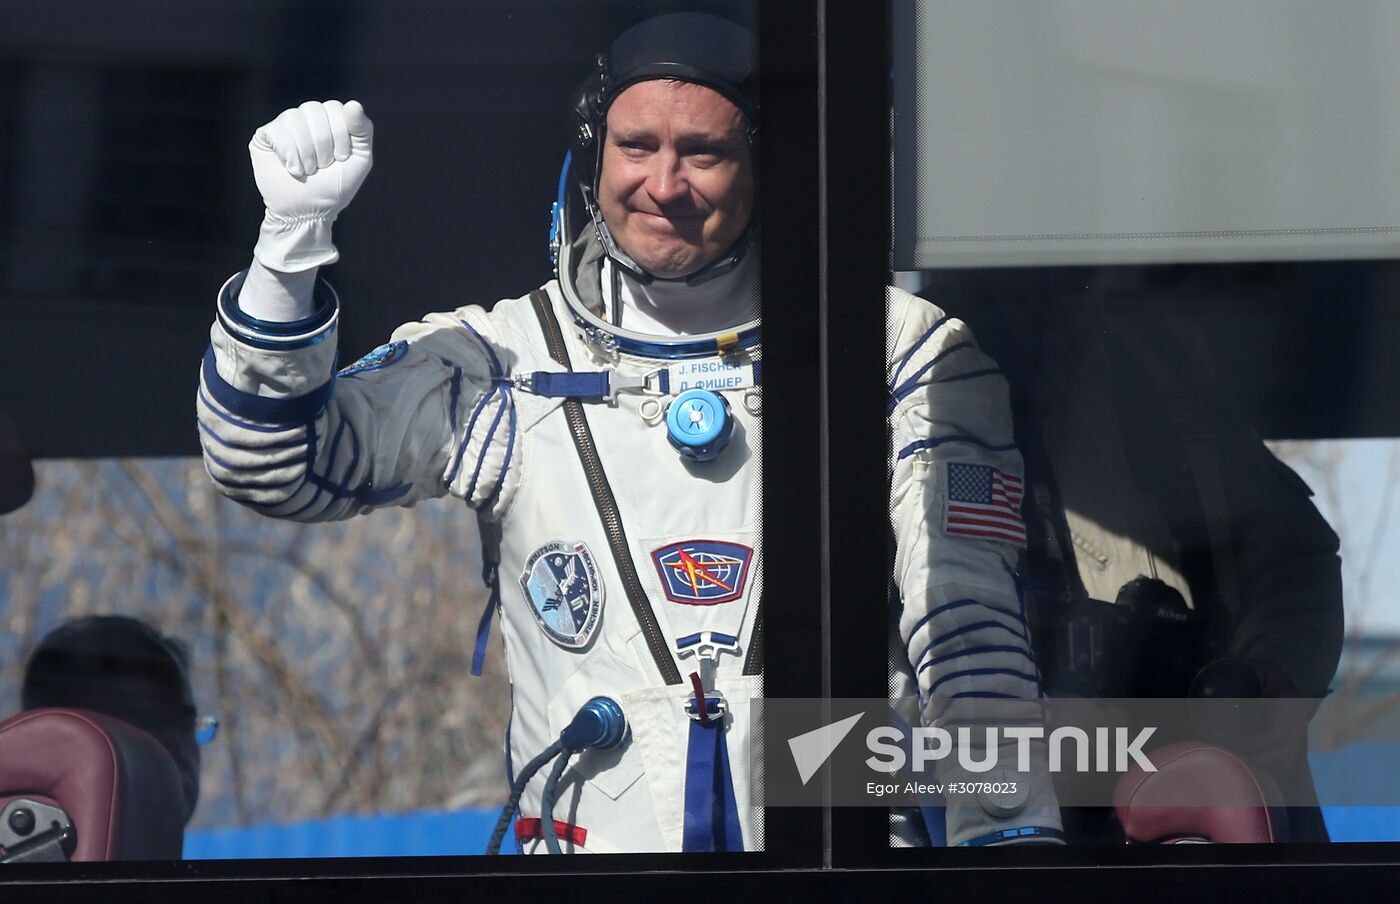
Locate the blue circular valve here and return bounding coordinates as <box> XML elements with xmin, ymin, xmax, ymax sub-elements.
<box><xmin>665</xmin><ymin>389</ymin><xmax>734</xmax><ymax>462</ymax></box>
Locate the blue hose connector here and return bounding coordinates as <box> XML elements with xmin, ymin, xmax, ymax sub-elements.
<box><xmin>559</xmin><ymin>696</ymin><xmax>628</xmax><ymax>753</ymax></box>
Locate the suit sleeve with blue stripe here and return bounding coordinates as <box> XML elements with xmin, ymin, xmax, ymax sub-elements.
<box><xmin>197</xmin><ymin>270</ymin><xmax>520</xmax><ymax>523</ymax></box>
<box><xmin>887</xmin><ymin>286</ymin><xmax>1061</xmax><ymax>846</ymax></box>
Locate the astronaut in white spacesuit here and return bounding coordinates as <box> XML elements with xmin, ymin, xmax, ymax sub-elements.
<box><xmin>196</xmin><ymin>12</ymin><xmax>1059</xmax><ymax>852</ymax></box>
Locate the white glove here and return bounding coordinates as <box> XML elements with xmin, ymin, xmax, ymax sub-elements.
<box><xmin>249</xmin><ymin>99</ymin><xmax>373</xmax><ymax>273</ymax></box>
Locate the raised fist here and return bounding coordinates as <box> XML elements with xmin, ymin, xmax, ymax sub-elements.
<box><xmin>249</xmin><ymin>99</ymin><xmax>374</xmax><ymax>272</ymax></box>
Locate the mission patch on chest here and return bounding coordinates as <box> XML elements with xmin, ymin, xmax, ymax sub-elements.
<box><xmin>520</xmin><ymin>540</ymin><xmax>605</xmax><ymax>649</ymax></box>
<box><xmin>650</xmin><ymin>540</ymin><xmax>753</xmax><ymax>606</ymax></box>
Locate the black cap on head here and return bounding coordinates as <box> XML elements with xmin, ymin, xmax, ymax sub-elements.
<box><xmin>602</xmin><ymin>12</ymin><xmax>758</xmax><ymax>121</ymax></box>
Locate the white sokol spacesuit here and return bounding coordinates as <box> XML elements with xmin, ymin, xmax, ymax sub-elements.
<box><xmin>887</xmin><ymin>288</ymin><xmax>1063</xmax><ymax>847</ymax></box>
<box><xmin>201</xmin><ymin>234</ymin><xmax>764</xmax><ymax>853</ymax></box>
<box><xmin>196</xmin><ymin>13</ymin><xmax>1060</xmax><ymax>854</ymax></box>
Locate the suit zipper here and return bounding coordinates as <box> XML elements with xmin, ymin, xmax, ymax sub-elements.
<box><xmin>529</xmin><ymin>290</ymin><xmax>683</xmax><ymax>686</ymax></box>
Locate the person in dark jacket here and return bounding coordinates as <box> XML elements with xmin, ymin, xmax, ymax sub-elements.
<box><xmin>22</xmin><ymin>616</ymin><xmax>204</xmax><ymax>824</ymax></box>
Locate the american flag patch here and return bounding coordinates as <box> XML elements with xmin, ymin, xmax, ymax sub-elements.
<box><xmin>943</xmin><ymin>462</ymin><xmax>1026</xmax><ymax>547</ymax></box>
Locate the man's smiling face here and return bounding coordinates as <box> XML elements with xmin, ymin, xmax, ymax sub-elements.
<box><xmin>597</xmin><ymin>79</ymin><xmax>754</xmax><ymax>279</ymax></box>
